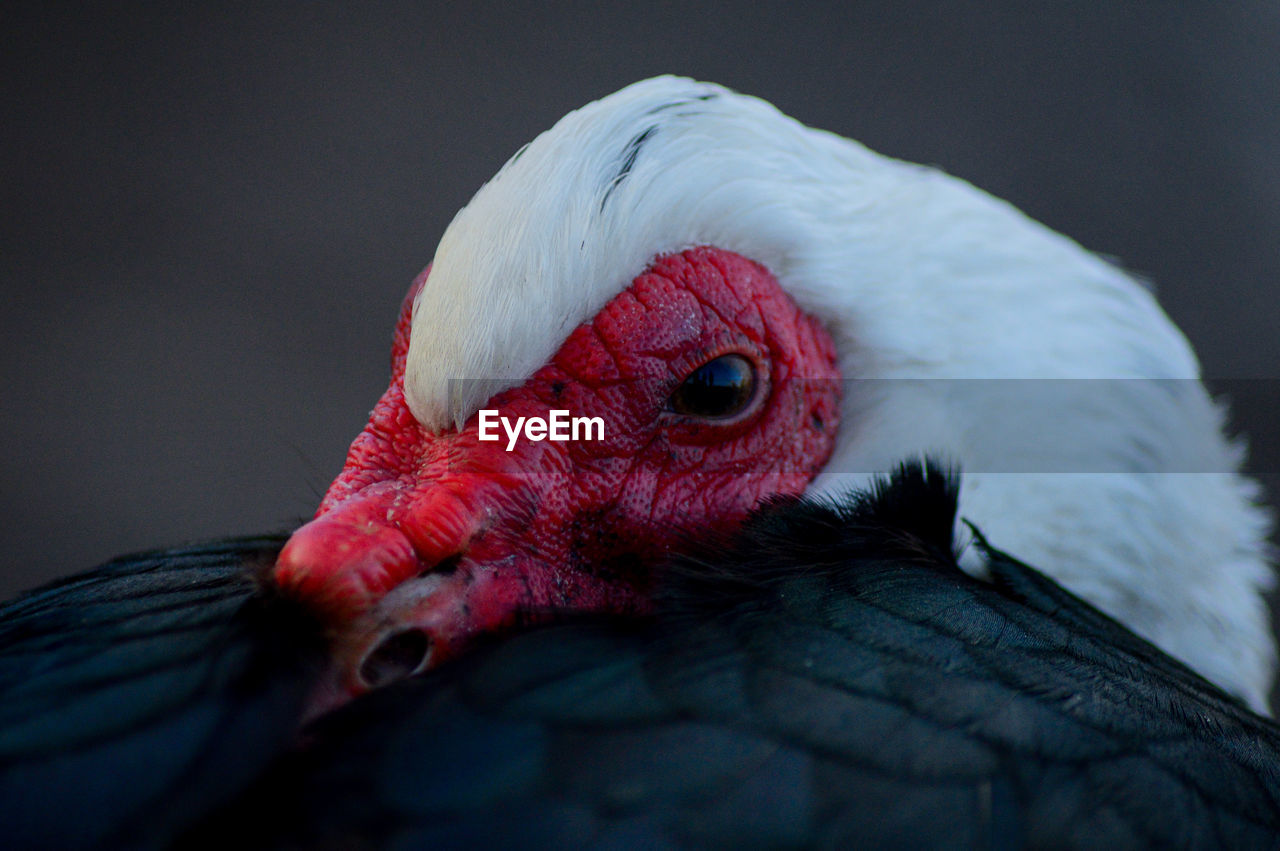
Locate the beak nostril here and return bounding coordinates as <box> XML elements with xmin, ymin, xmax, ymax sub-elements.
<box><xmin>358</xmin><ymin>629</ymin><xmax>433</xmax><ymax>689</ymax></box>
<box><xmin>421</xmin><ymin>553</ymin><xmax>463</xmax><ymax>578</ymax></box>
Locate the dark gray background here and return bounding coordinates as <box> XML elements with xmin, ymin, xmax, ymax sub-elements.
<box><xmin>3</xmin><ymin>2</ymin><xmax>1278</xmax><ymax>599</ymax></box>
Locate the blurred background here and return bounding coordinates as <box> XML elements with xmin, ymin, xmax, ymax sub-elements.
<box><xmin>2</xmin><ymin>2</ymin><xmax>1278</xmax><ymax>598</ymax></box>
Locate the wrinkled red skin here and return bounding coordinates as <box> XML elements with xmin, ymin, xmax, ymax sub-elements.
<box><xmin>274</xmin><ymin>246</ymin><xmax>841</xmax><ymax>697</ymax></box>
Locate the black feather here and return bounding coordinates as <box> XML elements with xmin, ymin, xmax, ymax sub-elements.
<box><xmin>658</xmin><ymin>458</ymin><xmax>960</xmax><ymax>617</ymax></box>
<box><xmin>0</xmin><ymin>537</ymin><xmax>324</xmax><ymax>850</ymax></box>
<box><xmin>189</xmin><ymin>462</ymin><xmax>1280</xmax><ymax>848</ymax></box>
<box><xmin>642</xmin><ymin>92</ymin><xmax>720</xmax><ymax>116</ymax></box>
<box><xmin>600</xmin><ymin>125</ymin><xmax>658</xmax><ymax>212</ymax></box>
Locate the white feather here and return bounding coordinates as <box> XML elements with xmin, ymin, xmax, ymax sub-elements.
<box><xmin>404</xmin><ymin>76</ymin><xmax>1275</xmax><ymax>711</ymax></box>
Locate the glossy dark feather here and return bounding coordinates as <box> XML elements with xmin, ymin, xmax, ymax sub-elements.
<box><xmin>185</xmin><ymin>464</ymin><xmax>1280</xmax><ymax>849</ymax></box>
<box><xmin>0</xmin><ymin>537</ymin><xmax>323</xmax><ymax>849</ymax></box>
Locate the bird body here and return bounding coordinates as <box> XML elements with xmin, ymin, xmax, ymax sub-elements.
<box><xmin>1</xmin><ymin>77</ymin><xmax>1277</xmax><ymax>845</ymax></box>
<box><xmin>248</xmin><ymin>468</ymin><xmax>1280</xmax><ymax>848</ymax></box>
<box><xmin>4</xmin><ymin>467</ymin><xmax>1279</xmax><ymax>848</ymax></box>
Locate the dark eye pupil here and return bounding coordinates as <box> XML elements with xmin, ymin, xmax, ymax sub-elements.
<box><xmin>669</xmin><ymin>354</ymin><xmax>756</xmax><ymax>418</ymax></box>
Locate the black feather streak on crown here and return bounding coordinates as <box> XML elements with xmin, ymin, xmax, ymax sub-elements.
<box><xmin>600</xmin><ymin>124</ymin><xmax>658</xmax><ymax>212</ymax></box>
<box><xmin>658</xmin><ymin>459</ymin><xmax>962</xmax><ymax>618</ymax></box>
<box><xmin>598</xmin><ymin>90</ymin><xmax>722</xmax><ymax>213</ymax></box>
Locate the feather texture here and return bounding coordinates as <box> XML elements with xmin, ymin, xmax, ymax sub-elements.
<box><xmin>0</xmin><ymin>538</ymin><xmax>321</xmax><ymax>849</ymax></box>
<box><xmin>190</xmin><ymin>464</ymin><xmax>1280</xmax><ymax>848</ymax></box>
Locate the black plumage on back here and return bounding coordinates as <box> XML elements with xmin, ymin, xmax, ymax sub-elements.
<box><xmin>0</xmin><ymin>537</ymin><xmax>323</xmax><ymax>849</ymax></box>
<box><xmin>186</xmin><ymin>463</ymin><xmax>1280</xmax><ymax>849</ymax></box>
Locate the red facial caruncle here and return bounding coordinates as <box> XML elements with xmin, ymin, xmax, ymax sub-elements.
<box><xmin>273</xmin><ymin>246</ymin><xmax>841</xmax><ymax>703</ymax></box>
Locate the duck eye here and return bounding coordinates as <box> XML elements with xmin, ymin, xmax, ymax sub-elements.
<box><xmin>668</xmin><ymin>354</ymin><xmax>757</xmax><ymax>419</ymax></box>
